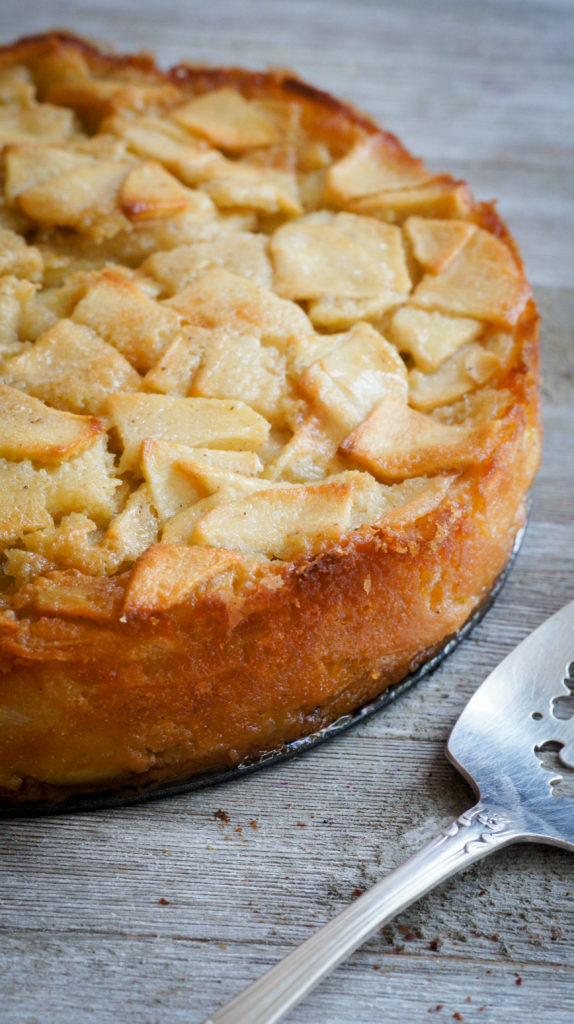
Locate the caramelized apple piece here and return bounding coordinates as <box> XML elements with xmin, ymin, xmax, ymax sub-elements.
<box><xmin>0</xmin><ymin>382</ymin><xmax>104</xmax><ymax>462</ymax></box>
<box><xmin>199</xmin><ymin>158</ymin><xmax>302</xmax><ymax>216</ymax></box>
<box><xmin>340</xmin><ymin>393</ymin><xmax>495</xmax><ymax>480</ymax></box>
<box><xmin>408</xmin><ymin>342</ymin><xmax>502</xmax><ymax>411</ymax></box>
<box><xmin>4</xmin><ymin>143</ymin><xmax>94</xmax><ymax>203</ymax></box>
<box><xmin>103</xmin><ymin>114</ymin><xmax>220</xmax><ymax>184</ymax></box>
<box><xmin>108</xmin><ymin>392</ymin><xmax>270</xmax><ymax>472</ymax></box>
<box><xmin>0</xmin><ymin>103</ymin><xmax>75</xmax><ymax>146</ymax></box>
<box><xmin>119</xmin><ymin>161</ymin><xmax>195</xmax><ymax>221</ymax></box>
<box><xmin>123</xmin><ymin>543</ymin><xmax>242</xmax><ymax>616</ymax></box>
<box><xmin>404</xmin><ymin>216</ymin><xmax>477</xmax><ymax>273</ymax></box>
<box><xmin>411</xmin><ymin>228</ymin><xmax>531</xmax><ymax>327</ymax></box>
<box><xmin>388</xmin><ymin>306</ymin><xmax>483</xmax><ymax>372</ymax></box>
<box><xmin>172</xmin><ymin>89</ymin><xmax>278</xmax><ymax>150</ymax></box>
<box><xmin>327</xmin><ymin>134</ymin><xmax>432</xmax><ymax>203</ymax></box>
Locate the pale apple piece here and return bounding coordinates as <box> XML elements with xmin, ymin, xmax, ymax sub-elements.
<box><xmin>0</xmin><ymin>382</ymin><xmax>104</xmax><ymax>462</ymax></box>
<box><xmin>403</xmin><ymin>216</ymin><xmax>477</xmax><ymax>274</ymax></box>
<box><xmin>17</xmin><ymin>161</ymin><xmax>133</xmax><ymax>239</ymax></box>
<box><xmin>298</xmin><ymin>323</ymin><xmax>408</xmax><ymax>432</ymax></box>
<box><xmin>272</xmin><ymin>211</ymin><xmax>410</xmax><ymax>300</ymax></box>
<box><xmin>199</xmin><ymin>158</ymin><xmax>302</xmax><ymax>216</ymax></box>
<box><xmin>340</xmin><ymin>393</ymin><xmax>495</xmax><ymax>480</ymax></box>
<box><xmin>191</xmin><ymin>478</ymin><xmax>355</xmax><ymax>559</ymax></box>
<box><xmin>0</xmin><ymin>227</ymin><xmax>43</xmax><ymax>280</ymax></box>
<box><xmin>142</xmin><ymin>327</ymin><xmax>210</xmax><ymax>395</ymax></box>
<box><xmin>411</xmin><ymin>228</ymin><xmax>531</xmax><ymax>327</ymax></box>
<box><xmin>0</xmin><ymin>458</ymin><xmax>51</xmax><ymax>543</ymax></box>
<box><xmin>408</xmin><ymin>342</ymin><xmax>502</xmax><ymax>411</ymax></box>
<box><xmin>1</xmin><ymin>320</ymin><xmax>141</xmax><ymax>415</ymax></box>
<box><xmin>141</xmin><ymin>438</ymin><xmax>204</xmax><ymax>522</ymax></box>
<box><xmin>142</xmin><ymin>437</ymin><xmax>263</xmax><ymax>521</ymax></box>
<box><xmin>42</xmin><ymin>437</ymin><xmax>123</xmax><ymax>523</ymax></box>
<box><xmin>345</xmin><ymin>472</ymin><xmax>453</xmax><ymax>530</ymax></box>
<box><xmin>102</xmin><ymin>114</ymin><xmax>221</xmax><ymax>184</ymax></box>
<box><xmin>327</xmin><ymin>134</ymin><xmax>432</xmax><ymax>203</ymax></box>
<box><xmin>191</xmin><ymin>331</ymin><xmax>288</xmax><ymax>424</ymax></box>
<box><xmin>0</xmin><ymin>65</ymin><xmax>35</xmax><ymax>105</ymax></box>
<box><xmin>72</xmin><ymin>271</ymin><xmax>182</xmax><ymax>371</ymax></box>
<box><xmin>349</xmin><ymin>178</ymin><xmax>474</xmax><ymax>225</ymax></box>
<box><xmin>142</xmin><ymin>232</ymin><xmax>272</xmax><ymax>295</ymax></box>
<box><xmin>263</xmin><ymin>416</ymin><xmax>343</xmax><ymax>483</ymax></box>
<box><xmin>104</xmin><ymin>483</ymin><xmax>159</xmax><ymax>568</ymax></box>
<box><xmin>0</xmin><ymin>103</ymin><xmax>75</xmax><ymax>146</ymax></box>
<box><xmin>161</xmin><ymin>475</ymin><xmax>270</xmax><ymax>545</ymax></box>
<box><xmin>388</xmin><ymin>306</ymin><xmax>483</xmax><ymax>372</ymax></box>
<box><xmin>4</xmin><ymin>144</ymin><xmax>94</xmax><ymax>203</ymax></box>
<box><xmin>171</xmin><ymin>89</ymin><xmax>278</xmax><ymax>150</ymax></box>
<box><xmin>108</xmin><ymin>392</ymin><xmax>271</xmax><ymax>472</ymax></box>
<box><xmin>123</xmin><ymin>543</ymin><xmax>243</xmax><ymax>617</ymax></box>
<box><xmin>165</xmin><ymin>269</ymin><xmax>312</xmax><ymax>345</ymax></box>
<box><xmin>119</xmin><ymin>161</ymin><xmax>197</xmax><ymax>221</ymax></box>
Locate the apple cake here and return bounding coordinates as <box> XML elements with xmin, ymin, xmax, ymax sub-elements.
<box><xmin>0</xmin><ymin>32</ymin><xmax>540</xmax><ymax>806</ymax></box>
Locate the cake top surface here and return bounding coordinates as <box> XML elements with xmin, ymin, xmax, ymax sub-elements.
<box><xmin>0</xmin><ymin>34</ymin><xmax>533</xmax><ymax>612</ymax></box>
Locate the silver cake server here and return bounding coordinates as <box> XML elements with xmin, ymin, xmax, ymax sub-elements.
<box><xmin>204</xmin><ymin>597</ymin><xmax>574</xmax><ymax>1024</ymax></box>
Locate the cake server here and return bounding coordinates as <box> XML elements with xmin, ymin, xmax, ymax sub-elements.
<box><xmin>204</xmin><ymin>597</ymin><xmax>574</xmax><ymax>1024</ymax></box>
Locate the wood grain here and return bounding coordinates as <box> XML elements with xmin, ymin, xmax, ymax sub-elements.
<box><xmin>0</xmin><ymin>2</ymin><xmax>573</xmax><ymax>1022</ymax></box>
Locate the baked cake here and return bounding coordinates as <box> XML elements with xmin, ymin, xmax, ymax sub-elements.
<box><xmin>0</xmin><ymin>33</ymin><xmax>540</xmax><ymax>805</ymax></box>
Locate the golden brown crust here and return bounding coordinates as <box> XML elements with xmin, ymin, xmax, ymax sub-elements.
<box><xmin>0</xmin><ymin>33</ymin><xmax>540</xmax><ymax>804</ymax></box>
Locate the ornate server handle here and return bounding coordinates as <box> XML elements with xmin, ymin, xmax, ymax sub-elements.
<box><xmin>204</xmin><ymin>802</ymin><xmax>519</xmax><ymax>1024</ymax></box>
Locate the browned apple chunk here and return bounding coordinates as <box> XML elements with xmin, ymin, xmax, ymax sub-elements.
<box><xmin>1</xmin><ymin>320</ymin><xmax>141</xmax><ymax>414</ymax></box>
<box><xmin>18</xmin><ymin>570</ymin><xmax>125</xmax><ymax>622</ymax></box>
<box><xmin>0</xmin><ymin>458</ymin><xmax>51</xmax><ymax>543</ymax></box>
<box><xmin>411</xmin><ymin>228</ymin><xmax>531</xmax><ymax>326</ymax></box>
<box><xmin>191</xmin><ymin>478</ymin><xmax>355</xmax><ymax>558</ymax></box>
<box><xmin>298</xmin><ymin>322</ymin><xmax>408</xmax><ymax>432</ymax></box>
<box><xmin>72</xmin><ymin>271</ymin><xmax>182</xmax><ymax>371</ymax></box>
<box><xmin>388</xmin><ymin>306</ymin><xmax>483</xmax><ymax>372</ymax></box>
<box><xmin>349</xmin><ymin>178</ymin><xmax>474</xmax><ymax>224</ymax></box>
<box><xmin>123</xmin><ymin>543</ymin><xmax>243</xmax><ymax>616</ymax></box>
<box><xmin>142</xmin><ymin>233</ymin><xmax>272</xmax><ymax>294</ymax></box>
<box><xmin>0</xmin><ymin>382</ymin><xmax>104</xmax><ymax>462</ymax></box>
<box><xmin>404</xmin><ymin>216</ymin><xmax>477</xmax><ymax>273</ymax></box>
<box><xmin>171</xmin><ymin>89</ymin><xmax>278</xmax><ymax>150</ymax></box>
<box><xmin>165</xmin><ymin>269</ymin><xmax>312</xmax><ymax>343</ymax></box>
<box><xmin>108</xmin><ymin>392</ymin><xmax>270</xmax><ymax>472</ymax></box>
<box><xmin>119</xmin><ymin>161</ymin><xmax>197</xmax><ymax>221</ymax></box>
<box><xmin>327</xmin><ymin>134</ymin><xmax>432</xmax><ymax>203</ymax></box>
<box><xmin>340</xmin><ymin>393</ymin><xmax>497</xmax><ymax>480</ymax></box>
<box><xmin>46</xmin><ymin>78</ymin><xmax>181</xmax><ymax>121</ymax></box>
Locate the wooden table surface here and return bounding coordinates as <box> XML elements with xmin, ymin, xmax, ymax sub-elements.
<box><xmin>1</xmin><ymin>2</ymin><xmax>573</xmax><ymax>1021</ymax></box>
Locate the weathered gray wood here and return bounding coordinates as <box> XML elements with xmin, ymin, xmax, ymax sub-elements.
<box><xmin>0</xmin><ymin>2</ymin><xmax>572</xmax><ymax>1023</ymax></box>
